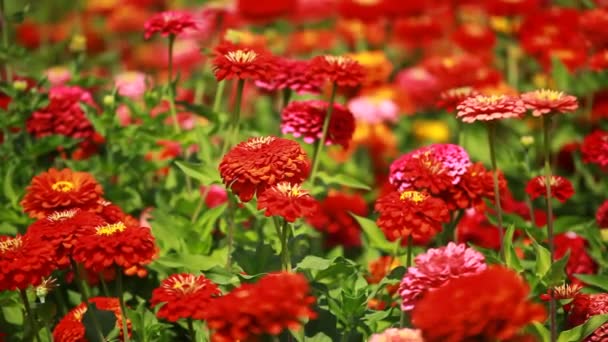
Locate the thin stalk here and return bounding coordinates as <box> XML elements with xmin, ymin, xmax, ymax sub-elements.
<box><xmin>0</xmin><ymin>0</ymin><xmax>12</xmax><ymax>81</ymax></box>
<box><xmin>400</xmin><ymin>236</ymin><xmax>414</xmax><ymax>328</ymax></box>
<box><xmin>225</xmin><ymin>195</ymin><xmax>237</xmax><ymax>270</ymax></box>
<box><xmin>281</xmin><ymin>88</ymin><xmax>292</xmax><ymax>111</ymax></box>
<box><xmin>53</xmin><ymin>289</ymin><xmax>68</xmax><ymax>316</ymax></box>
<box><xmin>116</xmin><ymin>269</ymin><xmax>131</xmax><ymax>342</ymax></box>
<box><xmin>220</xmin><ymin>79</ymin><xmax>245</xmax><ymax>156</ymax></box>
<box><xmin>310</xmin><ymin>82</ymin><xmax>338</xmax><ymax>183</ymax></box>
<box><xmin>280</xmin><ymin>220</ymin><xmax>292</xmax><ymax>272</ymax></box>
<box><xmin>542</xmin><ymin>115</ymin><xmax>557</xmax><ymax>342</ymax></box>
<box><xmin>506</xmin><ymin>44</ymin><xmax>519</xmax><ymax>89</ymax></box>
<box><xmin>167</xmin><ymin>34</ymin><xmax>180</xmax><ymax>133</ymax></box>
<box><xmin>98</xmin><ymin>273</ymin><xmax>110</xmax><ymax>296</ymax></box>
<box><xmin>19</xmin><ymin>289</ymin><xmax>41</xmax><ymax>342</ymax></box>
<box><xmin>187</xmin><ymin>318</ymin><xmax>196</xmax><ymax>342</ymax></box>
<box><xmin>70</xmin><ymin>260</ymin><xmax>105</xmax><ymax>342</ymax></box>
<box><xmin>487</xmin><ymin>122</ymin><xmax>505</xmax><ymax>257</ymax></box>
<box><xmin>213</xmin><ymin>80</ymin><xmax>226</xmax><ymax>112</ymax></box>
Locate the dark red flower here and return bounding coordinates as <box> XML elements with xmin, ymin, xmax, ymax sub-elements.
<box><xmin>375</xmin><ymin>190</ymin><xmax>450</xmax><ymax>245</ymax></box>
<box><xmin>337</xmin><ymin>0</ymin><xmax>385</xmax><ymax>22</ymax></box>
<box><xmin>237</xmin><ymin>0</ymin><xmax>296</xmax><ymax>22</ymax></box>
<box><xmin>525</xmin><ymin>175</ymin><xmax>574</xmax><ymax>203</ymax></box>
<box><xmin>590</xmin><ymin>50</ymin><xmax>608</xmax><ymax>71</ymax></box>
<box><xmin>456</xmin><ymin>95</ymin><xmax>526</xmax><ymax>123</ymax></box>
<box><xmin>21</xmin><ymin>168</ymin><xmax>104</xmax><ymax>219</ymax></box>
<box><xmin>281</xmin><ymin>100</ymin><xmax>355</xmax><ymax>148</ymax></box>
<box><xmin>206</xmin><ymin>272</ymin><xmax>316</xmax><ymax>342</ymax></box>
<box><xmin>580</xmin><ymin>8</ymin><xmax>608</xmax><ymax>50</ymax></box>
<box><xmin>307</xmin><ymin>192</ymin><xmax>367</xmax><ymax>248</ymax></box>
<box><xmin>308</xmin><ymin>55</ymin><xmax>365</xmax><ymax>88</ymax></box>
<box><xmin>255</xmin><ymin>58</ymin><xmax>323</xmax><ymax>94</ymax></box>
<box><xmin>0</xmin><ymin>234</ymin><xmax>56</xmax><ymax>291</ymax></box>
<box><xmin>521</xmin><ymin>89</ymin><xmax>579</xmax><ymax>117</ymax></box>
<box><xmin>219</xmin><ymin>137</ymin><xmax>311</xmax><ymax>202</ymax></box>
<box><xmin>597</xmin><ymin>200</ymin><xmax>608</xmax><ymax>228</ymax></box>
<box><xmin>555</xmin><ymin>233</ymin><xmax>598</xmax><ymax>286</ymax></box>
<box><xmin>151</xmin><ymin>273</ymin><xmax>221</xmax><ymax>322</ymax></box>
<box><xmin>436</xmin><ymin>87</ymin><xmax>479</xmax><ymax>111</ymax></box>
<box><xmin>412</xmin><ymin>266</ymin><xmax>547</xmax><ymax>342</ymax></box>
<box><xmin>394</xmin><ymin>14</ymin><xmax>444</xmax><ymax>48</ymax></box>
<box><xmin>212</xmin><ymin>41</ymin><xmax>276</xmax><ymax>81</ymax></box>
<box><xmin>447</xmin><ymin>162</ymin><xmax>505</xmax><ymax>210</ymax></box>
<box><xmin>581</xmin><ymin>130</ymin><xmax>608</xmax><ymax>169</ymax></box>
<box><xmin>451</xmin><ymin>24</ymin><xmax>496</xmax><ymax>53</ymax></box>
<box><xmin>257</xmin><ymin>183</ymin><xmax>319</xmax><ymax>223</ymax></box>
<box><xmin>144</xmin><ymin>11</ymin><xmax>199</xmax><ymax>39</ymax></box>
<box><xmin>98</xmin><ymin>200</ymin><xmax>140</xmax><ymax>228</ymax></box>
<box><xmin>484</xmin><ymin>0</ymin><xmax>541</xmax><ymax>16</ymax></box>
<box><xmin>567</xmin><ymin>293</ymin><xmax>608</xmax><ymax>341</ymax></box>
<box><xmin>457</xmin><ymin>208</ymin><xmax>502</xmax><ymax>251</ymax></box>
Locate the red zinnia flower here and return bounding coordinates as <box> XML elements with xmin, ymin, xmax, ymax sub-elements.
<box><xmin>307</xmin><ymin>191</ymin><xmax>368</xmax><ymax>248</ymax></box>
<box><xmin>219</xmin><ymin>137</ymin><xmax>311</xmax><ymax>202</ymax></box>
<box><xmin>281</xmin><ymin>100</ymin><xmax>356</xmax><ymax>148</ymax></box>
<box><xmin>451</xmin><ymin>24</ymin><xmax>496</xmax><ymax>53</ymax></box>
<box><xmin>581</xmin><ymin>130</ymin><xmax>608</xmax><ymax>169</ymax></box>
<box><xmin>375</xmin><ymin>190</ymin><xmax>450</xmax><ymax>245</ymax></box>
<box><xmin>567</xmin><ymin>293</ymin><xmax>608</xmax><ymax>341</ymax></box>
<box><xmin>447</xmin><ymin>162</ymin><xmax>505</xmax><ymax>210</ymax></box>
<box><xmin>257</xmin><ymin>183</ymin><xmax>319</xmax><ymax>222</ymax></box>
<box><xmin>206</xmin><ymin>272</ymin><xmax>316</xmax><ymax>342</ymax></box>
<box><xmin>0</xmin><ymin>234</ymin><xmax>56</xmax><ymax>291</ymax></box>
<box><xmin>26</xmin><ymin>209</ymin><xmax>106</xmax><ymax>268</ymax></box>
<box><xmin>98</xmin><ymin>200</ymin><xmax>140</xmax><ymax>228</ymax></box>
<box><xmin>597</xmin><ymin>200</ymin><xmax>608</xmax><ymax>228</ymax></box>
<box><xmin>212</xmin><ymin>41</ymin><xmax>276</xmax><ymax>81</ymax></box>
<box><xmin>236</xmin><ymin>0</ymin><xmax>296</xmax><ymax>22</ymax></box>
<box><xmin>525</xmin><ymin>175</ymin><xmax>574</xmax><ymax>203</ymax></box>
<box><xmin>21</xmin><ymin>168</ymin><xmax>104</xmax><ymax>219</ymax></box>
<box><xmin>72</xmin><ymin>220</ymin><xmax>157</xmax><ymax>277</ymax></box>
<box><xmin>590</xmin><ymin>50</ymin><xmax>608</xmax><ymax>71</ymax></box>
<box><xmin>308</xmin><ymin>55</ymin><xmax>365</xmax><ymax>88</ymax></box>
<box><xmin>151</xmin><ymin>273</ymin><xmax>221</xmax><ymax>322</ymax></box>
<box><xmin>144</xmin><ymin>11</ymin><xmax>199</xmax><ymax>39</ymax></box>
<box><xmin>457</xmin><ymin>208</ymin><xmax>501</xmax><ymax>251</ymax></box>
<box><xmin>52</xmin><ymin>297</ymin><xmax>131</xmax><ymax>342</ymax></box>
<box><xmin>555</xmin><ymin>233</ymin><xmax>598</xmax><ymax>286</ymax></box>
<box><xmin>521</xmin><ymin>89</ymin><xmax>579</xmax><ymax>117</ymax></box>
<box><xmin>456</xmin><ymin>95</ymin><xmax>526</xmax><ymax>123</ymax></box>
<box><xmin>436</xmin><ymin>87</ymin><xmax>479</xmax><ymax>111</ymax></box>
<box><xmin>412</xmin><ymin>266</ymin><xmax>547</xmax><ymax>342</ymax></box>
<box><xmin>255</xmin><ymin>58</ymin><xmax>323</xmax><ymax>94</ymax></box>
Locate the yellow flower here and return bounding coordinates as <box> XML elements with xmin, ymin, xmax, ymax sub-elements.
<box><xmin>69</xmin><ymin>34</ymin><xmax>87</xmax><ymax>53</ymax></box>
<box><xmin>347</xmin><ymin>50</ymin><xmax>393</xmax><ymax>86</ymax></box>
<box><xmin>412</xmin><ymin>120</ymin><xmax>450</xmax><ymax>143</ymax></box>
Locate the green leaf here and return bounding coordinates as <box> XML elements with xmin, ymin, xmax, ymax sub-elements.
<box><xmin>3</xmin><ymin>162</ymin><xmax>18</xmax><ymax>208</ymax></box>
<box><xmin>352</xmin><ymin>214</ymin><xmax>398</xmax><ymax>253</ymax></box>
<box><xmin>153</xmin><ymin>253</ymin><xmax>223</xmax><ymax>272</ymax></box>
<box><xmin>543</xmin><ymin>250</ymin><xmax>570</xmax><ymax>287</ymax></box>
<box><xmin>297</xmin><ymin>256</ymin><xmax>333</xmax><ymax>271</ymax></box>
<box><xmin>557</xmin><ymin>314</ymin><xmax>608</xmax><ymax>342</ymax></box>
<box><xmin>574</xmin><ymin>274</ymin><xmax>608</xmax><ymax>292</ymax></box>
<box><xmin>174</xmin><ymin>161</ymin><xmax>221</xmax><ymax>185</ymax></box>
<box><xmin>316</xmin><ymin>172</ymin><xmax>371</xmax><ymax>191</ymax></box>
<box><xmin>528</xmin><ymin>322</ymin><xmax>550</xmax><ymax>342</ymax></box>
<box><xmin>551</xmin><ymin>56</ymin><xmax>571</xmax><ymax>92</ymax></box>
<box><xmin>528</xmin><ymin>233</ymin><xmax>551</xmax><ymax>278</ymax></box>
<box><xmin>82</xmin><ymin>303</ymin><xmax>117</xmax><ymax>342</ymax></box>
<box><xmin>504</xmin><ymin>225</ymin><xmax>523</xmax><ymax>272</ymax></box>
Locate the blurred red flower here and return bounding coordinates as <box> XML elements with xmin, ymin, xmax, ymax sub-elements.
<box><xmin>257</xmin><ymin>183</ymin><xmax>319</xmax><ymax>222</ymax></box>
<box><xmin>144</xmin><ymin>11</ymin><xmax>199</xmax><ymax>39</ymax></box>
<box><xmin>237</xmin><ymin>0</ymin><xmax>296</xmax><ymax>22</ymax></box>
<box><xmin>308</xmin><ymin>55</ymin><xmax>365</xmax><ymax>88</ymax></box>
<box><xmin>456</xmin><ymin>95</ymin><xmax>526</xmax><ymax>123</ymax></box>
<box><xmin>581</xmin><ymin>130</ymin><xmax>608</xmax><ymax>169</ymax></box>
<box><xmin>555</xmin><ymin>233</ymin><xmax>598</xmax><ymax>286</ymax></box>
<box><xmin>255</xmin><ymin>58</ymin><xmax>323</xmax><ymax>94</ymax></box>
<box><xmin>596</xmin><ymin>200</ymin><xmax>608</xmax><ymax>228</ymax></box>
<box><xmin>212</xmin><ymin>41</ymin><xmax>276</xmax><ymax>81</ymax></box>
<box><xmin>451</xmin><ymin>24</ymin><xmax>496</xmax><ymax>53</ymax></box>
<box><xmin>436</xmin><ymin>87</ymin><xmax>479</xmax><ymax>112</ymax></box>
<box><xmin>521</xmin><ymin>89</ymin><xmax>578</xmax><ymax>117</ymax></box>
<box><xmin>525</xmin><ymin>175</ymin><xmax>574</xmax><ymax>203</ymax></box>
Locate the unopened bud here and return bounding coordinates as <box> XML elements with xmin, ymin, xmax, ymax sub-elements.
<box><xmin>103</xmin><ymin>95</ymin><xmax>115</xmax><ymax>107</ymax></box>
<box><xmin>12</xmin><ymin>80</ymin><xmax>27</xmax><ymax>91</ymax></box>
<box><xmin>521</xmin><ymin>136</ymin><xmax>534</xmax><ymax>147</ymax></box>
<box><xmin>69</xmin><ymin>34</ymin><xmax>87</xmax><ymax>53</ymax></box>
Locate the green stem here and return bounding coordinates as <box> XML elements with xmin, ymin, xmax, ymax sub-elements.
<box><xmin>275</xmin><ymin>219</ymin><xmax>292</xmax><ymax>272</ymax></box>
<box><xmin>98</xmin><ymin>272</ymin><xmax>110</xmax><ymax>296</ymax></box>
<box><xmin>116</xmin><ymin>269</ymin><xmax>131</xmax><ymax>342</ymax></box>
<box><xmin>542</xmin><ymin>116</ymin><xmax>557</xmax><ymax>342</ymax></box>
<box><xmin>487</xmin><ymin>122</ymin><xmax>505</xmax><ymax>257</ymax></box>
<box><xmin>53</xmin><ymin>289</ymin><xmax>68</xmax><ymax>316</ymax></box>
<box><xmin>70</xmin><ymin>260</ymin><xmax>105</xmax><ymax>342</ymax></box>
<box><xmin>220</xmin><ymin>79</ymin><xmax>245</xmax><ymax>157</ymax></box>
<box><xmin>310</xmin><ymin>82</ymin><xmax>338</xmax><ymax>183</ymax></box>
<box><xmin>0</xmin><ymin>0</ymin><xmax>12</xmax><ymax>82</ymax></box>
<box><xmin>19</xmin><ymin>289</ymin><xmax>41</xmax><ymax>342</ymax></box>
<box><xmin>225</xmin><ymin>195</ymin><xmax>237</xmax><ymax>270</ymax></box>
<box><xmin>400</xmin><ymin>236</ymin><xmax>414</xmax><ymax>328</ymax></box>
<box><xmin>506</xmin><ymin>44</ymin><xmax>519</xmax><ymax>89</ymax></box>
<box><xmin>188</xmin><ymin>318</ymin><xmax>196</xmax><ymax>342</ymax></box>
<box><xmin>213</xmin><ymin>80</ymin><xmax>226</xmax><ymax>112</ymax></box>
<box><xmin>282</xmin><ymin>88</ymin><xmax>292</xmax><ymax>111</ymax></box>
<box><xmin>167</xmin><ymin>34</ymin><xmax>180</xmax><ymax>134</ymax></box>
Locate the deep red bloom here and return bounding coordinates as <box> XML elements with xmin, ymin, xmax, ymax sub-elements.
<box><xmin>255</xmin><ymin>58</ymin><xmax>323</xmax><ymax>94</ymax></box>
<box><xmin>206</xmin><ymin>272</ymin><xmax>316</xmax><ymax>342</ymax></box>
<box><xmin>375</xmin><ymin>190</ymin><xmax>450</xmax><ymax>245</ymax></box>
<box><xmin>412</xmin><ymin>266</ymin><xmax>547</xmax><ymax>342</ymax></box>
<box><xmin>451</xmin><ymin>24</ymin><xmax>496</xmax><ymax>53</ymax></box>
<box><xmin>307</xmin><ymin>192</ymin><xmax>368</xmax><ymax>248</ymax></box>
<box><xmin>144</xmin><ymin>11</ymin><xmax>198</xmax><ymax>39</ymax></box>
<box><xmin>521</xmin><ymin>89</ymin><xmax>579</xmax><ymax>117</ymax></box>
<box><xmin>337</xmin><ymin>0</ymin><xmax>385</xmax><ymax>22</ymax></box>
<box><xmin>257</xmin><ymin>183</ymin><xmax>319</xmax><ymax>222</ymax></box>
<box><xmin>72</xmin><ymin>220</ymin><xmax>157</xmax><ymax>277</ymax></box>
<box><xmin>151</xmin><ymin>273</ymin><xmax>221</xmax><ymax>322</ymax></box>
<box><xmin>281</xmin><ymin>100</ymin><xmax>355</xmax><ymax>148</ymax></box>
<box><xmin>485</xmin><ymin>0</ymin><xmax>541</xmax><ymax>16</ymax></box>
<box><xmin>456</xmin><ymin>95</ymin><xmax>526</xmax><ymax>123</ymax></box>
<box><xmin>447</xmin><ymin>162</ymin><xmax>505</xmax><ymax>210</ymax></box>
<box><xmin>457</xmin><ymin>208</ymin><xmax>502</xmax><ymax>251</ymax></box>
<box><xmin>212</xmin><ymin>41</ymin><xmax>276</xmax><ymax>81</ymax></box>
<box><xmin>52</xmin><ymin>297</ymin><xmax>131</xmax><ymax>342</ymax></box>
<box><xmin>219</xmin><ymin>137</ymin><xmax>311</xmax><ymax>202</ymax></box>
<box><xmin>98</xmin><ymin>200</ymin><xmax>140</xmax><ymax>228</ymax></box>
<box><xmin>597</xmin><ymin>200</ymin><xmax>608</xmax><ymax>228</ymax></box>
<box><xmin>525</xmin><ymin>175</ymin><xmax>574</xmax><ymax>203</ymax></box>
<box><xmin>567</xmin><ymin>292</ymin><xmax>608</xmax><ymax>341</ymax></box>
<box><xmin>21</xmin><ymin>168</ymin><xmax>104</xmax><ymax>219</ymax></box>
<box><xmin>308</xmin><ymin>55</ymin><xmax>365</xmax><ymax>88</ymax></box>
<box><xmin>0</xmin><ymin>234</ymin><xmax>56</xmax><ymax>291</ymax></box>
<box><xmin>580</xmin><ymin>8</ymin><xmax>608</xmax><ymax>50</ymax></box>
<box><xmin>555</xmin><ymin>233</ymin><xmax>598</xmax><ymax>286</ymax></box>
<box><xmin>237</xmin><ymin>0</ymin><xmax>296</xmax><ymax>21</ymax></box>
<box><xmin>394</xmin><ymin>14</ymin><xmax>444</xmax><ymax>48</ymax></box>
<box><xmin>581</xmin><ymin>130</ymin><xmax>608</xmax><ymax>169</ymax></box>
<box><xmin>590</xmin><ymin>50</ymin><xmax>608</xmax><ymax>71</ymax></box>
<box><xmin>436</xmin><ymin>87</ymin><xmax>479</xmax><ymax>111</ymax></box>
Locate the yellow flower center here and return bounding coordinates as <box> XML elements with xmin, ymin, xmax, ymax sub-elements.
<box><xmin>0</xmin><ymin>236</ymin><xmax>22</xmax><ymax>253</ymax></box>
<box><xmin>52</xmin><ymin>181</ymin><xmax>75</xmax><ymax>192</ymax></box>
<box><xmin>537</xmin><ymin>176</ymin><xmax>560</xmax><ymax>187</ymax></box>
<box><xmin>476</xmin><ymin>95</ymin><xmax>503</xmax><ymax>104</ymax></box>
<box><xmin>96</xmin><ymin>222</ymin><xmax>127</xmax><ymax>236</ymax></box>
<box><xmin>47</xmin><ymin>209</ymin><xmax>78</xmax><ymax>222</ymax></box>
<box><xmin>244</xmin><ymin>136</ymin><xmax>276</xmax><ymax>149</ymax></box>
<box><xmin>535</xmin><ymin>89</ymin><xmax>563</xmax><ymax>101</ymax></box>
<box><xmin>324</xmin><ymin>55</ymin><xmax>350</xmax><ymax>67</ymax></box>
<box><xmin>225</xmin><ymin>49</ymin><xmax>258</xmax><ymax>63</ymax></box>
<box><xmin>275</xmin><ymin>182</ymin><xmax>306</xmax><ymax>197</ymax></box>
<box><xmin>400</xmin><ymin>191</ymin><xmax>428</xmax><ymax>203</ymax></box>
<box><xmin>164</xmin><ymin>274</ymin><xmax>204</xmax><ymax>295</ymax></box>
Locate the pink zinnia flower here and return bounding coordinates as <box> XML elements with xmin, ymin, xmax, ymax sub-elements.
<box><xmin>369</xmin><ymin>328</ymin><xmax>424</xmax><ymax>342</ymax></box>
<box><xmin>347</xmin><ymin>96</ymin><xmax>398</xmax><ymax>124</ymax></box>
<box><xmin>281</xmin><ymin>100</ymin><xmax>355</xmax><ymax>148</ymax></box>
<box><xmin>45</xmin><ymin>66</ymin><xmax>71</xmax><ymax>86</ymax></box>
<box><xmin>114</xmin><ymin>71</ymin><xmax>147</xmax><ymax>99</ymax></box>
<box><xmin>456</xmin><ymin>95</ymin><xmax>526</xmax><ymax>123</ymax></box>
<box><xmin>399</xmin><ymin>242</ymin><xmax>486</xmax><ymax>311</ymax></box>
<box><xmin>200</xmin><ymin>185</ymin><xmax>228</xmax><ymax>208</ymax></box>
<box><xmin>144</xmin><ymin>11</ymin><xmax>199</xmax><ymax>40</ymax></box>
<box><xmin>521</xmin><ymin>89</ymin><xmax>579</xmax><ymax>117</ymax></box>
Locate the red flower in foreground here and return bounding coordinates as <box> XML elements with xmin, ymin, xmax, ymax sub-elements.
<box><xmin>597</xmin><ymin>200</ymin><xmax>608</xmax><ymax>228</ymax></box>
<box><xmin>206</xmin><ymin>272</ymin><xmax>316</xmax><ymax>342</ymax></box>
<box><xmin>521</xmin><ymin>89</ymin><xmax>579</xmax><ymax>117</ymax></box>
<box><xmin>72</xmin><ymin>221</ymin><xmax>157</xmax><ymax>277</ymax></box>
<box><xmin>219</xmin><ymin>137</ymin><xmax>310</xmax><ymax>202</ymax></box>
<box><xmin>0</xmin><ymin>234</ymin><xmax>55</xmax><ymax>291</ymax></box>
<box><xmin>212</xmin><ymin>41</ymin><xmax>276</xmax><ymax>81</ymax></box>
<box><xmin>257</xmin><ymin>183</ymin><xmax>318</xmax><ymax>222</ymax></box>
<box><xmin>21</xmin><ymin>168</ymin><xmax>104</xmax><ymax>219</ymax></box>
<box><xmin>375</xmin><ymin>190</ymin><xmax>450</xmax><ymax>245</ymax></box>
<box><xmin>144</xmin><ymin>11</ymin><xmax>199</xmax><ymax>39</ymax></box>
<box><xmin>52</xmin><ymin>297</ymin><xmax>131</xmax><ymax>342</ymax></box>
<box><xmin>525</xmin><ymin>175</ymin><xmax>574</xmax><ymax>203</ymax></box>
<box><xmin>151</xmin><ymin>273</ymin><xmax>221</xmax><ymax>322</ymax></box>
<box><xmin>412</xmin><ymin>266</ymin><xmax>547</xmax><ymax>342</ymax></box>
<box><xmin>581</xmin><ymin>130</ymin><xmax>608</xmax><ymax>169</ymax></box>
<box><xmin>308</xmin><ymin>55</ymin><xmax>365</xmax><ymax>88</ymax></box>
<box><xmin>281</xmin><ymin>100</ymin><xmax>356</xmax><ymax>148</ymax></box>
<box><xmin>456</xmin><ymin>95</ymin><xmax>526</xmax><ymax>123</ymax></box>
<box><xmin>555</xmin><ymin>233</ymin><xmax>598</xmax><ymax>286</ymax></box>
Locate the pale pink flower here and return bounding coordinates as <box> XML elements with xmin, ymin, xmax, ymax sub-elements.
<box><xmin>369</xmin><ymin>328</ymin><xmax>424</xmax><ymax>342</ymax></box>
<box><xmin>347</xmin><ymin>96</ymin><xmax>399</xmax><ymax>124</ymax></box>
<box><xmin>115</xmin><ymin>71</ymin><xmax>147</xmax><ymax>99</ymax></box>
<box><xmin>45</xmin><ymin>66</ymin><xmax>71</xmax><ymax>86</ymax></box>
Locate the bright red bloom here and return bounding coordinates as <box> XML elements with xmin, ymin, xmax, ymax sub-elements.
<box><xmin>307</xmin><ymin>192</ymin><xmax>367</xmax><ymax>248</ymax></box>
<box><xmin>98</xmin><ymin>200</ymin><xmax>140</xmax><ymax>228</ymax></box>
<box><xmin>219</xmin><ymin>137</ymin><xmax>311</xmax><ymax>202</ymax></box>
<box><xmin>456</xmin><ymin>95</ymin><xmax>526</xmax><ymax>123</ymax></box>
<box><xmin>308</xmin><ymin>55</ymin><xmax>365</xmax><ymax>88</ymax></box>
<box><xmin>21</xmin><ymin>168</ymin><xmax>104</xmax><ymax>219</ymax></box>
<box><xmin>0</xmin><ymin>234</ymin><xmax>56</xmax><ymax>291</ymax></box>
<box><xmin>597</xmin><ymin>200</ymin><xmax>608</xmax><ymax>228</ymax></box>
<box><xmin>567</xmin><ymin>293</ymin><xmax>608</xmax><ymax>341</ymax></box>
<box><xmin>412</xmin><ymin>266</ymin><xmax>547</xmax><ymax>342</ymax></box>
<box><xmin>451</xmin><ymin>24</ymin><xmax>496</xmax><ymax>53</ymax></box>
<box><xmin>206</xmin><ymin>272</ymin><xmax>316</xmax><ymax>342</ymax></box>
<box><xmin>580</xmin><ymin>8</ymin><xmax>608</xmax><ymax>50</ymax></box>
<box><xmin>52</xmin><ymin>297</ymin><xmax>131</xmax><ymax>342</ymax></box>
<box><xmin>375</xmin><ymin>190</ymin><xmax>450</xmax><ymax>245</ymax></box>
<box><xmin>581</xmin><ymin>130</ymin><xmax>608</xmax><ymax>169</ymax></box>
<box><xmin>26</xmin><ymin>209</ymin><xmax>106</xmax><ymax>268</ymax></box>
<box><xmin>485</xmin><ymin>0</ymin><xmax>540</xmax><ymax>16</ymax></box>
<box><xmin>337</xmin><ymin>0</ymin><xmax>385</xmax><ymax>22</ymax></box>
<box><xmin>447</xmin><ymin>162</ymin><xmax>505</xmax><ymax>210</ymax></box>
<box><xmin>72</xmin><ymin>220</ymin><xmax>157</xmax><ymax>277</ymax></box>
<box><xmin>212</xmin><ymin>41</ymin><xmax>276</xmax><ymax>81</ymax></box>
<box><xmin>555</xmin><ymin>233</ymin><xmax>598</xmax><ymax>286</ymax></box>
<box><xmin>525</xmin><ymin>175</ymin><xmax>574</xmax><ymax>203</ymax></box>
<box><xmin>257</xmin><ymin>183</ymin><xmax>319</xmax><ymax>222</ymax></box>
<box><xmin>521</xmin><ymin>89</ymin><xmax>579</xmax><ymax>117</ymax></box>
<box><xmin>143</xmin><ymin>11</ymin><xmax>198</xmax><ymax>39</ymax></box>
<box><xmin>151</xmin><ymin>273</ymin><xmax>221</xmax><ymax>322</ymax></box>
<box><xmin>237</xmin><ymin>0</ymin><xmax>296</xmax><ymax>21</ymax></box>
<box><xmin>457</xmin><ymin>208</ymin><xmax>501</xmax><ymax>251</ymax></box>
<box><xmin>255</xmin><ymin>58</ymin><xmax>323</xmax><ymax>94</ymax></box>
<box><xmin>436</xmin><ymin>87</ymin><xmax>479</xmax><ymax>111</ymax></box>
<box><xmin>394</xmin><ymin>14</ymin><xmax>444</xmax><ymax>49</ymax></box>
<box><xmin>591</xmin><ymin>50</ymin><xmax>608</xmax><ymax>71</ymax></box>
<box><xmin>281</xmin><ymin>100</ymin><xmax>356</xmax><ymax>148</ymax></box>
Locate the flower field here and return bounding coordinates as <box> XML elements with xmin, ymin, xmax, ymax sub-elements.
<box><xmin>4</xmin><ymin>0</ymin><xmax>608</xmax><ymax>341</ymax></box>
